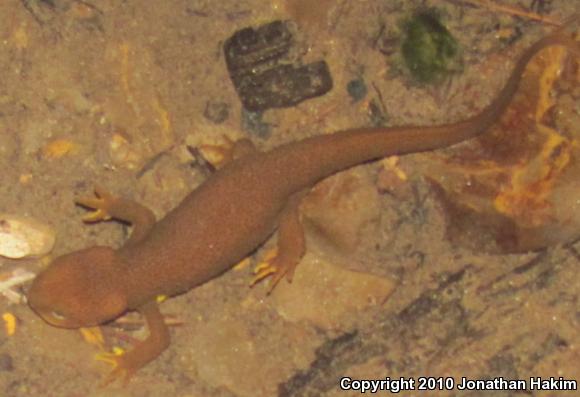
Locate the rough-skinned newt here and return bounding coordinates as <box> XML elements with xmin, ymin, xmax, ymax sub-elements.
<box><xmin>27</xmin><ymin>26</ymin><xmax>578</xmax><ymax>383</ymax></box>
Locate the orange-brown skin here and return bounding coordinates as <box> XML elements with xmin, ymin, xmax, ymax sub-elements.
<box><xmin>27</xmin><ymin>28</ymin><xmax>577</xmax><ymax>383</ymax></box>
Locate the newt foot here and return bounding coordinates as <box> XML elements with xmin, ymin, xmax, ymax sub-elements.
<box><xmin>95</xmin><ymin>348</ymin><xmax>135</xmax><ymax>386</ymax></box>
<box><xmin>76</xmin><ymin>186</ymin><xmax>118</xmax><ymax>223</ymax></box>
<box><xmin>250</xmin><ymin>249</ymin><xmax>297</xmax><ymax>294</ymax></box>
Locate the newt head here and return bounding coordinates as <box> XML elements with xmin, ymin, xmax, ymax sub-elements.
<box><xmin>28</xmin><ymin>246</ymin><xmax>128</xmax><ymax>329</ymax></box>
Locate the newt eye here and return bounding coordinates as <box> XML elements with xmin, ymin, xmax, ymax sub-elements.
<box><xmin>50</xmin><ymin>310</ymin><xmax>67</xmax><ymax>321</ymax></box>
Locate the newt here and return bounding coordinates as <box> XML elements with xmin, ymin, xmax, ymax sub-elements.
<box><xmin>27</xmin><ymin>25</ymin><xmax>578</xmax><ymax>383</ymax></box>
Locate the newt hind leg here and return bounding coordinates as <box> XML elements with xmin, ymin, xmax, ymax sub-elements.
<box><xmin>252</xmin><ymin>191</ymin><xmax>307</xmax><ymax>293</ymax></box>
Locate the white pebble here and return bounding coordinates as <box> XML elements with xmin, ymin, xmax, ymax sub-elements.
<box><xmin>0</xmin><ymin>214</ymin><xmax>55</xmax><ymax>259</ymax></box>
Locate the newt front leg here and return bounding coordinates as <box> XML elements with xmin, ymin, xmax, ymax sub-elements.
<box><xmin>99</xmin><ymin>300</ymin><xmax>170</xmax><ymax>385</ymax></box>
<box><xmin>76</xmin><ymin>185</ymin><xmax>156</xmax><ymax>245</ymax></box>
<box><xmin>252</xmin><ymin>191</ymin><xmax>307</xmax><ymax>293</ymax></box>
<box><xmin>77</xmin><ymin>187</ymin><xmax>170</xmax><ymax>384</ymax></box>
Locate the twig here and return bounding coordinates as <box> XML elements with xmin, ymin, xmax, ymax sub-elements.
<box><xmin>449</xmin><ymin>0</ymin><xmax>562</xmax><ymax>26</ymax></box>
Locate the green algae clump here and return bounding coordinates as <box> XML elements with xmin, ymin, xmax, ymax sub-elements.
<box><xmin>402</xmin><ymin>11</ymin><xmax>462</xmax><ymax>84</ymax></box>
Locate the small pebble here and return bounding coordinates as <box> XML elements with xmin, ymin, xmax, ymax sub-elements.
<box><xmin>203</xmin><ymin>101</ymin><xmax>230</xmax><ymax>124</ymax></box>
<box><xmin>346</xmin><ymin>78</ymin><xmax>367</xmax><ymax>102</ymax></box>
<box><xmin>41</xmin><ymin>139</ymin><xmax>77</xmax><ymax>160</ymax></box>
<box><xmin>109</xmin><ymin>133</ymin><xmax>141</xmax><ymax>170</ymax></box>
<box><xmin>242</xmin><ymin>110</ymin><xmax>271</xmax><ymax>139</ymax></box>
<box><xmin>0</xmin><ymin>215</ymin><xmax>55</xmax><ymax>259</ymax></box>
<box><xmin>0</xmin><ymin>353</ymin><xmax>14</xmax><ymax>372</ymax></box>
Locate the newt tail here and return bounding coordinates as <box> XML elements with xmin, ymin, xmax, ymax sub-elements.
<box><xmin>262</xmin><ymin>26</ymin><xmax>579</xmax><ymax>196</ymax></box>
